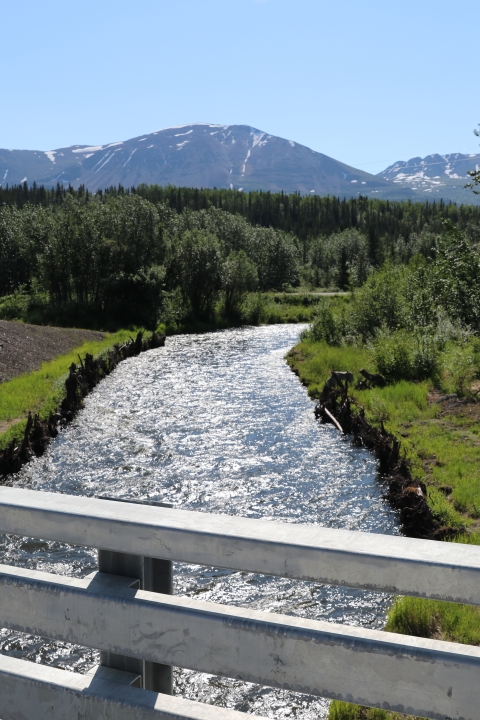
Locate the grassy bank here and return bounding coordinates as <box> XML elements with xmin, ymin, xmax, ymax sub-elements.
<box><xmin>0</xmin><ymin>329</ymin><xmax>133</xmax><ymax>450</ymax></box>
<box><xmin>286</xmin><ymin>337</ymin><xmax>480</xmax><ymax>719</ymax></box>
<box><xmin>287</xmin><ymin>338</ymin><xmax>480</xmax><ymax>530</ymax></box>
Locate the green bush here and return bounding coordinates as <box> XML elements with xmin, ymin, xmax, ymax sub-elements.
<box><xmin>440</xmin><ymin>343</ymin><xmax>476</xmax><ymax>396</ymax></box>
<box><xmin>373</xmin><ymin>330</ymin><xmax>438</xmax><ymax>382</ymax></box>
<box><xmin>304</xmin><ymin>300</ymin><xmax>346</xmax><ymax>345</ymax></box>
<box><xmin>241</xmin><ymin>293</ymin><xmax>268</xmax><ymax>325</ymax></box>
<box><xmin>349</xmin><ymin>263</ymin><xmax>411</xmax><ymax>341</ymax></box>
<box><xmin>0</xmin><ymin>291</ymin><xmax>31</xmax><ymax>320</ymax></box>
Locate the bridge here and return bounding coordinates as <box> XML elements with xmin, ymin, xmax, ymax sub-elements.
<box><xmin>0</xmin><ymin>486</ymin><xmax>478</xmax><ymax>719</ymax></box>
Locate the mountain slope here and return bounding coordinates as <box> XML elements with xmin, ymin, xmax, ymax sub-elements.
<box><xmin>2</xmin><ymin>125</ymin><xmax>479</xmax><ymax>203</ymax></box>
<box><xmin>0</xmin><ymin>123</ymin><xmax>390</xmax><ymax>196</ymax></box>
<box><xmin>377</xmin><ymin>152</ymin><xmax>480</xmax><ymax>204</ymax></box>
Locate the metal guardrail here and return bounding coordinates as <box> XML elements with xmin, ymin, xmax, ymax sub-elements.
<box><xmin>0</xmin><ymin>486</ymin><xmax>478</xmax><ymax>720</ymax></box>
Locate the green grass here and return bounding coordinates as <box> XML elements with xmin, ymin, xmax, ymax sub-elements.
<box><xmin>329</xmin><ymin>703</ymin><xmax>422</xmax><ymax>720</ymax></box>
<box><xmin>0</xmin><ymin>329</ymin><xmax>133</xmax><ymax>450</ymax></box>
<box><xmin>286</xmin><ymin>337</ymin><xmax>480</xmax><ymax>719</ymax></box>
<box><xmin>385</xmin><ymin>595</ymin><xmax>480</xmax><ymax>645</ymax></box>
<box><xmin>287</xmin><ymin>339</ymin><xmax>478</xmax><ymax>529</ymax></box>
<box><xmin>286</xmin><ymin>338</ymin><xmax>372</xmax><ymax>398</ymax></box>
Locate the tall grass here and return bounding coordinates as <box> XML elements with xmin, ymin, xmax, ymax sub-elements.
<box><xmin>286</xmin><ymin>340</ymin><xmax>373</xmax><ymax>398</ymax></box>
<box><xmin>385</xmin><ymin>595</ymin><xmax>480</xmax><ymax>645</ymax></box>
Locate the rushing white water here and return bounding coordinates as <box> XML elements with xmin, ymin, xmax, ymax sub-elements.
<box><xmin>2</xmin><ymin>325</ymin><xmax>399</xmax><ymax>718</ymax></box>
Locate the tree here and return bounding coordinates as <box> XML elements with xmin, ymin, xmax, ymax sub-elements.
<box><xmin>222</xmin><ymin>250</ymin><xmax>258</xmax><ymax>316</ymax></box>
<box><xmin>170</xmin><ymin>230</ymin><xmax>223</xmax><ymax>320</ymax></box>
<box><xmin>466</xmin><ymin>125</ymin><xmax>480</xmax><ymax>194</ymax></box>
<box><xmin>428</xmin><ymin>224</ymin><xmax>480</xmax><ymax>331</ymax></box>
<box><xmin>104</xmin><ymin>265</ymin><xmax>165</xmax><ymax>329</ymax></box>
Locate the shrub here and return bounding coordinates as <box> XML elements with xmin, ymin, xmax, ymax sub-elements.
<box><xmin>242</xmin><ymin>293</ymin><xmax>268</xmax><ymax>325</ymax></box>
<box><xmin>349</xmin><ymin>263</ymin><xmax>411</xmax><ymax>341</ymax></box>
<box><xmin>441</xmin><ymin>344</ymin><xmax>476</xmax><ymax>396</ymax></box>
<box><xmin>373</xmin><ymin>330</ymin><xmax>438</xmax><ymax>382</ymax></box>
<box><xmin>305</xmin><ymin>300</ymin><xmax>345</xmax><ymax>345</ymax></box>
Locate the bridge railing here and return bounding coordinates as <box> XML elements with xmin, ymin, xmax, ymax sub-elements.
<box><xmin>0</xmin><ymin>486</ymin><xmax>478</xmax><ymax>720</ymax></box>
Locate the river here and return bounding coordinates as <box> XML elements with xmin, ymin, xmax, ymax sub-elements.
<box><xmin>1</xmin><ymin>324</ymin><xmax>400</xmax><ymax>719</ymax></box>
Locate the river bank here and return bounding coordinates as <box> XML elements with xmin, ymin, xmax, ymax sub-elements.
<box><xmin>0</xmin><ymin>329</ymin><xmax>164</xmax><ymax>477</ymax></box>
<box><xmin>0</xmin><ymin>296</ymin><xmax>349</xmax><ymax>448</ymax></box>
<box><xmin>286</xmin><ymin>337</ymin><xmax>480</xmax><ymax>720</ymax></box>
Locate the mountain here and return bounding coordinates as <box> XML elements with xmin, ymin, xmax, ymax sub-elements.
<box><xmin>1</xmin><ymin>125</ymin><xmax>479</xmax><ymax>204</ymax></box>
<box><xmin>377</xmin><ymin>153</ymin><xmax>480</xmax><ymax>204</ymax></box>
<box><xmin>0</xmin><ymin>123</ymin><xmax>390</xmax><ymax>196</ymax></box>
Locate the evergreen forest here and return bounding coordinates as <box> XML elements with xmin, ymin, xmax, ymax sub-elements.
<box><xmin>1</xmin><ymin>182</ymin><xmax>480</xmax><ymax>333</ymax></box>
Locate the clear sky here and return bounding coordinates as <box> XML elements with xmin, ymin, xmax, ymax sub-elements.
<box><xmin>1</xmin><ymin>0</ymin><xmax>479</xmax><ymax>174</ymax></box>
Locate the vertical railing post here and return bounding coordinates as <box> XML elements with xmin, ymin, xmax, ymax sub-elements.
<box><xmin>143</xmin><ymin>556</ymin><xmax>173</xmax><ymax>694</ymax></box>
<box><xmin>97</xmin><ymin>497</ymin><xmax>173</xmax><ymax>694</ymax></box>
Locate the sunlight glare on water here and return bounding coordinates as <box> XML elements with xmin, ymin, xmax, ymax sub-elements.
<box><xmin>3</xmin><ymin>325</ymin><xmax>400</xmax><ymax>718</ymax></box>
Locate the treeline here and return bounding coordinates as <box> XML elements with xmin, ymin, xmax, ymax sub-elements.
<box><xmin>0</xmin><ymin>195</ymin><xmax>300</xmax><ymax>329</ymax></box>
<box><xmin>2</xmin><ymin>181</ymin><xmax>480</xmax><ymax>331</ymax></box>
<box><xmin>136</xmin><ymin>185</ymin><xmax>480</xmax><ymax>243</ymax></box>
<box><xmin>2</xmin><ymin>182</ymin><xmax>480</xmax><ymax>243</ymax></box>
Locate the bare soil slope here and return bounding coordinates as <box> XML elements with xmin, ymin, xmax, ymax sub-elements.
<box><xmin>0</xmin><ymin>320</ymin><xmax>104</xmax><ymax>384</ymax></box>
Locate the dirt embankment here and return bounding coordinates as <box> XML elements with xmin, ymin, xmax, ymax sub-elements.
<box><xmin>0</xmin><ymin>320</ymin><xmax>105</xmax><ymax>384</ymax></box>
<box><xmin>312</xmin><ymin>374</ymin><xmax>457</xmax><ymax>540</ymax></box>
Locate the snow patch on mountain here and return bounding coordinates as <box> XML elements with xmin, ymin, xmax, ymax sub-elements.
<box><xmin>380</xmin><ymin>152</ymin><xmax>480</xmax><ymax>188</ymax></box>
<box><xmin>95</xmin><ymin>151</ymin><xmax>115</xmax><ymax>173</ymax></box>
<box><xmin>444</xmin><ymin>163</ymin><xmax>461</xmax><ymax>179</ymax></box>
<box><xmin>241</xmin><ymin>149</ymin><xmax>251</xmax><ymax>175</ymax></box>
<box><xmin>123</xmin><ymin>148</ymin><xmax>137</xmax><ymax>167</ymax></box>
<box><xmin>251</xmin><ymin>132</ymin><xmax>268</xmax><ymax>149</ymax></box>
<box><xmin>72</xmin><ymin>145</ymin><xmax>103</xmax><ymax>154</ymax></box>
<box><xmin>45</xmin><ymin>151</ymin><xmax>56</xmax><ymax>163</ymax></box>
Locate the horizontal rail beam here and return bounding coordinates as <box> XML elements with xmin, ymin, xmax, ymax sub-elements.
<box><xmin>0</xmin><ymin>564</ymin><xmax>478</xmax><ymax>720</ymax></box>
<box><xmin>1</xmin><ymin>487</ymin><xmax>480</xmax><ymax>604</ymax></box>
<box><xmin>0</xmin><ymin>655</ymin><xmax>265</xmax><ymax>720</ymax></box>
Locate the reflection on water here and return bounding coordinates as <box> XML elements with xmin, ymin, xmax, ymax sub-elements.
<box><xmin>3</xmin><ymin>325</ymin><xmax>399</xmax><ymax>718</ymax></box>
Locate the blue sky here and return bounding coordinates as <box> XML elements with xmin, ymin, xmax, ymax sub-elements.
<box><xmin>1</xmin><ymin>0</ymin><xmax>479</xmax><ymax>174</ymax></box>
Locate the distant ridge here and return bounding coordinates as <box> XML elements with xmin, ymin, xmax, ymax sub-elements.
<box><xmin>0</xmin><ymin>124</ymin><xmax>479</xmax><ymax>203</ymax></box>
<box><xmin>377</xmin><ymin>152</ymin><xmax>480</xmax><ymax>204</ymax></box>
<box><xmin>0</xmin><ymin>124</ymin><xmax>393</xmax><ymax>197</ymax></box>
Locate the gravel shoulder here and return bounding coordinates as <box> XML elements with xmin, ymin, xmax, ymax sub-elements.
<box><xmin>0</xmin><ymin>320</ymin><xmax>105</xmax><ymax>384</ymax></box>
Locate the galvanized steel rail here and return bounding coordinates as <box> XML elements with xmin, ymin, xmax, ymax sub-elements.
<box><xmin>0</xmin><ymin>486</ymin><xmax>478</xmax><ymax>720</ymax></box>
